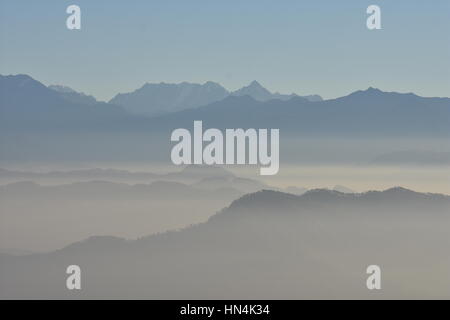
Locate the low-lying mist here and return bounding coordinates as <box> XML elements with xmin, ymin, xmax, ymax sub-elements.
<box><xmin>1</xmin><ymin>187</ymin><xmax>449</xmax><ymax>299</ymax></box>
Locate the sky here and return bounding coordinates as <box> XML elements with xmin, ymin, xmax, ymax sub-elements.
<box><xmin>0</xmin><ymin>0</ymin><xmax>449</xmax><ymax>101</ymax></box>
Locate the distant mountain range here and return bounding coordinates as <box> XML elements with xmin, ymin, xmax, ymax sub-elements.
<box><xmin>0</xmin><ymin>178</ymin><xmax>243</xmax><ymax>253</ymax></box>
<box><xmin>109</xmin><ymin>81</ymin><xmax>228</xmax><ymax>116</ymax></box>
<box><xmin>0</xmin><ymin>165</ymin><xmax>353</xmax><ymax>196</ymax></box>
<box><xmin>48</xmin><ymin>85</ymin><xmax>98</xmax><ymax>106</ymax></box>
<box><xmin>141</xmin><ymin>87</ymin><xmax>450</xmax><ymax>139</ymax></box>
<box><xmin>2</xmin><ymin>74</ymin><xmax>449</xmax><ymax>137</ymax></box>
<box><xmin>231</xmin><ymin>80</ymin><xmax>322</xmax><ymax>102</ymax></box>
<box><xmin>109</xmin><ymin>79</ymin><xmax>322</xmax><ymax>116</ymax></box>
<box><xmin>1</xmin><ymin>74</ymin><xmax>449</xmax><ymax>162</ymax></box>
<box><xmin>0</xmin><ymin>165</ymin><xmax>263</xmax><ymax>187</ymax></box>
<box><xmin>0</xmin><ymin>165</ymin><xmax>256</xmax><ymax>253</ymax></box>
<box><xmin>1</xmin><ymin>186</ymin><xmax>449</xmax><ymax>299</ymax></box>
<box><xmin>0</xmin><ymin>74</ymin><xmax>129</xmax><ymax>131</ymax></box>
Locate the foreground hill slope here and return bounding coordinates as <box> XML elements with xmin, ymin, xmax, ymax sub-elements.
<box><xmin>1</xmin><ymin>187</ymin><xmax>449</xmax><ymax>299</ymax></box>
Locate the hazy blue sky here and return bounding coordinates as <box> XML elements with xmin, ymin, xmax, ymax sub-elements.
<box><xmin>1</xmin><ymin>0</ymin><xmax>449</xmax><ymax>101</ymax></box>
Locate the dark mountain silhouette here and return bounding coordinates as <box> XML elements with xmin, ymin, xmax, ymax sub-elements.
<box><xmin>48</xmin><ymin>85</ymin><xmax>98</xmax><ymax>106</ymax></box>
<box><xmin>0</xmin><ymin>74</ymin><xmax>131</xmax><ymax>132</ymax></box>
<box><xmin>1</xmin><ymin>74</ymin><xmax>448</xmax><ymax>162</ymax></box>
<box><xmin>145</xmin><ymin>88</ymin><xmax>450</xmax><ymax>137</ymax></box>
<box><xmin>1</xmin><ymin>74</ymin><xmax>448</xmax><ymax>137</ymax></box>
<box><xmin>212</xmin><ymin>187</ymin><xmax>448</xmax><ymax>218</ymax></box>
<box><xmin>1</xmin><ymin>187</ymin><xmax>449</xmax><ymax>299</ymax></box>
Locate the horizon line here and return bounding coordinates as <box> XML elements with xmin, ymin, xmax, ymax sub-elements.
<box><xmin>2</xmin><ymin>73</ymin><xmax>450</xmax><ymax>102</ymax></box>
